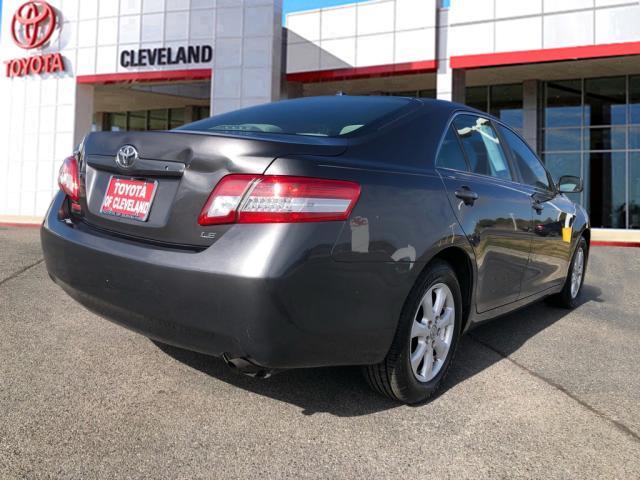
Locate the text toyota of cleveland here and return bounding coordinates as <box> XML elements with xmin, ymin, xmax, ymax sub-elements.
<box><xmin>41</xmin><ymin>96</ymin><xmax>589</xmax><ymax>403</ymax></box>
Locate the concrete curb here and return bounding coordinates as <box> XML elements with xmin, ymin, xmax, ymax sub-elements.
<box><xmin>0</xmin><ymin>216</ymin><xmax>42</xmax><ymax>228</ymax></box>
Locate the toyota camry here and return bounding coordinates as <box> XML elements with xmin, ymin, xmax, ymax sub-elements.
<box><xmin>41</xmin><ymin>96</ymin><xmax>589</xmax><ymax>404</ymax></box>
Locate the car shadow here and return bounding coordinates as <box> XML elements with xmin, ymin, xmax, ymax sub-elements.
<box><xmin>444</xmin><ymin>284</ymin><xmax>603</xmax><ymax>391</ymax></box>
<box><xmin>154</xmin><ymin>284</ymin><xmax>603</xmax><ymax>417</ymax></box>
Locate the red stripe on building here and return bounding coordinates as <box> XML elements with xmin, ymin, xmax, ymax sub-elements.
<box><xmin>77</xmin><ymin>69</ymin><xmax>212</xmax><ymax>85</ymax></box>
<box><xmin>450</xmin><ymin>41</ymin><xmax>640</xmax><ymax>69</ymax></box>
<box><xmin>591</xmin><ymin>240</ymin><xmax>640</xmax><ymax>248</ymax></box>
<box><xmin>286</xmin><ymin>60</ymin><xmax>437</xmax><ymax>83</ymax></box>
<box><xmin>0</xmin><ymin>222</ymin><xmax>41</xmax><ymax>229</ymax></box>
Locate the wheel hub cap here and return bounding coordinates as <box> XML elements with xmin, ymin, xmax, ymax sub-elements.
<box><xmin>570</xmin><ymin>247</ymin><xmax>585</xmax><ymax>299</ymax></box>
<box><xmin>410</xmin><ymin>283</ymin><xmax>455</xmax><ymax>383</ymax></box>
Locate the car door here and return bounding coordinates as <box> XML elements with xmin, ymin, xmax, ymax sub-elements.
<box><xmin>496</xmin><ymin>124</ymin><xmax>575</xmax><ymax>296</ymax></box>
<box><xmin>436</xmin><ymin>114</ymin><xmax>534</xmax><ymax>313</ymax></box>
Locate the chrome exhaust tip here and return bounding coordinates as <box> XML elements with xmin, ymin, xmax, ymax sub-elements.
<box><xmin>222</xmin><ymin>354</ymin><xmax>272</xmax><ymax>379</ymax></box>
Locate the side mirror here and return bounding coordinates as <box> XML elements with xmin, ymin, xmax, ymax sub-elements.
<box><xmin>557</xmin><ymin>175</ymin><xmax>583</xmax><ymax>193</ymax></box>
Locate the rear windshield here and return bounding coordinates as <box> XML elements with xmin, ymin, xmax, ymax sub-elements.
<box><xmin>176</xmin><ymin>96</ymin><xmax>413</xmax><ymax>138</ymax></box>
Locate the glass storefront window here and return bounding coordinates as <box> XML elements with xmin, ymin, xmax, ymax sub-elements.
<box><xmin>589</xmin><ymin>152</ymin><xmax>626</xmax><ymax>229</ymax></box>
<box><xmin>543</xmin><ymin>153</ymin><xmax>583</xmax><ymax>206</ymax></box>
<box><xmin>629</xmin><ymin>76</ymin><xmax>640</xmax><ymax>125</ymax></box>
<box><xmin>545</xmin><ymin>80</ymin><xmax>582</xmax><ymax>127</ymax></box>
<box><xmin>149</xmin><ymin>109</ymin><xmax>169</xmax><ymax>130</ymax></box>
<box><xmin>194</xmin><ymin>106</ymin><xmax>211</xmax><ymax>121</ymax></box>
<box><xmin>418</xmin><ymin>89</ymin><xmax>436</xmax><ymax>98</ymax></box>
<box><xmin>169</xmin><ymin>108</ymin><xmax>185</xmax><ymax>129</ymax></box>
<box><xmin>465</xmin><ymin>86</ymin><xmax>488</xmax><ymax>112</ymax></box>
<box><xmin>544</xmin><ymin>128</ymin><xmax>581</xmax><ymax>152</ymax></box>
<box><xmin>584</xmin><ymin>77</ymin><xmax>626</xmax><ymax>126</ymax></box>
<box><xmin>539</xmin><ymin>76</ymin><xmax>640</xmax><ymax>229</ymax></box>
<box><xmin>584</xmin><ymin>127</ymin><xmax>626</xmax><ymax>151</ymax></box>
<box><xmin>378</xmin><ymin>89</ymin><xmax>436</xmax><ymax>98</ymax></box>
<box><xmin>630</xmin><ymin>153</ymin><xmax>640</xmax><ymax>229</ymax></box>
<box><xmin>129</xmin><ymin>111</ymin><xmax>147</xmax><ymax>131</ymax></box>
<box><xmin>490</xmin><ymin>84</ymin><xmax>523</xmax><ymax>129</ymax></box>
<box><xmin>629</xmin><ymin>126</ymin><xmax>640</xmax><ymax>149</ymax></box>
<box><xmin>99</xmin><ymin>107</ymin><xmax>203</xmax><ymax>132</ymax></box>
<box><xmin>109</xmin><ymin>113</ymin><xmax>126</xmax><ymax>132</ymax></box>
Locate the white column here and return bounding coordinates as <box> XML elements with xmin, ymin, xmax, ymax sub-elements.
<box><xmin>211</xmin><ymin>0</ymin><xmax>283</xmax><ymax>115</ymax></box>
<box><xmin>74</xmin><ymin>84</ymin><xmax>94</xmax><ymax>147</ymax></box>
<box><xmin>436</xmin><ymin>7</ymin><xmax>465</xmax><ymax>104</ymax></box>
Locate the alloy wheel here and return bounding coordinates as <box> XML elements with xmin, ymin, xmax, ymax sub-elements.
<box><xmin>570</xmin><ymin>247</ymin><xmax>585</xmax><ymax>299</ymax></box>
<box><xmin>409</xmin><ymin>283</ymin><xmax>455</xmax><ymax>383</ymax></box>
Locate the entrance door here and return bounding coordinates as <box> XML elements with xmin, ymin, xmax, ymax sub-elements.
<box><xmin>436</xmin><ymin>114</ymin><xmax>533</xmax><ymax>313</ymax></box>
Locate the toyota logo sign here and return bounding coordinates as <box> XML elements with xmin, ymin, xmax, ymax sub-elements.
<box><xmin>116</xmin><ymin>145</ymin><xmax>139</xmax><ymax>169</ymax></box>
<box><xmin>11</xmin><ymin>1</ymin><xmax>57</xmax><ymax>50</ymax></box>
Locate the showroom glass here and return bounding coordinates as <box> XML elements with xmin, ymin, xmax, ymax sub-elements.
<box><xmin>149</xmin><ymin>109</ymin><xmax>168</xmax><ymax>131</ymax></box>
<box><xmin>99</xmin><ymin>106</ymin><xmax>209</xmax><ymax>132</ymax></box>
<box><xmin>128</xmin><ymin>111</ymin><xmax>147</xmax><ymax>131</ymax></box>
<box><xmin>498</xmin><ymin>125</ymin><xmax>550</xmax><ymax>190</ymax></box>
<box><xmin>465</xmin><ymin>86</ymin><xmax>488</xmax><ymax>112</ymax></box>
<box><xmin>453</xmin><ymin>115</ymin><xmax>512</xmax><ymax>180</ymax></box>
<box><xmin>383</xmin><ymin>89</ymin><xmax>435</xmax><ymax>98</ymax></box>
<box><xmin>630</xmin><ymin>153</ymin><xmax>640</xmax><ymax>229</ymax></box>
<box><xmin>589</xmin><ymin>152</ymin><xmax>626</xmax><ymax>228</ymax></box>
<box><xmin>179</xmin><ymin>96</ymin><xmax>413</xmax><ymax>137</ymax></box>
<box><xmin>109</xmin><ymin>112</ymin><xmax>126</xmax><ymax>132</ymax></box>
<box><xmin>540</xmin><ymin>76</ymin><xmax>640</xmax><ymax>229</ymax></box>
<box><xmin>169</xmin><ymin>108</ymin><xmax>185</xmax><ymax>130</ymax></box>
<box><xmin>436</xmin><ymin>126</ymin><xmax>469</xmax><ymax>171</ymax></box>
<box><xmin>545</xmin><ymin>80</ymin><xmax>582</xmax><ymax>127</ymax></box>
<box><xmin>465</xmin><ymin>84</ymin><xmax>523</xmax><ymax>132</ymax></box>
<box><xmin>98</xmin><ymin>107</ymin><xmax>208</xmax><ymax>131</ymax></box>
<box><xmin>584</xmin><ymin>77</ymin><xmax>626</xmax><ymax>126</ymax></box>
<box><xmin>543</xmin><ymin>153</ymin><xmax>583</xmax><ymax>205</ymax></box>
<box><xmin>545</xmin><ymin>128</ymin><xmax>581</xmax><ymax>151</ymax></box>
<box><xmin>490</xmin><ymin>84</ymin><xmax>523</xmax><ymax>130</ymax></box>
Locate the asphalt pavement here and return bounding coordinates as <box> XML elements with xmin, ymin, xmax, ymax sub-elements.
<box><xmin>1</xmin><ymin>225</ymin><xmax>639</xmax><ymax>479</ymax></box>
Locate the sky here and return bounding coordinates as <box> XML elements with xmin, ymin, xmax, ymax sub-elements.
<box><xmin>282</xmin><ymin>0</ymin><xmax>369</xmax><ymax>16</ymax></box>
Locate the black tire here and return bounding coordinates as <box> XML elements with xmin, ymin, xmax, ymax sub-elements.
<box><xmin>364</xmin><ymin>260</ymin><xmax>463</xmax><ymax>404</ymax></box>
<box><xmin>548</xmin><ymin>237</ymin><xmax>588</xmax><ymax>309</ymax></box>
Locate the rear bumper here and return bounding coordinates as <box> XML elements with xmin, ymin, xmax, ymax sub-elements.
<box><xmin>41</xmin><ymin>193</ymin><xmax>411</xmax><ymax>369</ymax></box>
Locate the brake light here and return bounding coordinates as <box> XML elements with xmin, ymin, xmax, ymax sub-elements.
<box><xmin>58</xmin><ymin>156</ymin><xmax>80</xmax><ymax>202</ymax></box>
<box><xmin>198</xmin><ymin>175</ymin><xmax>361</xmax><ymax>225</ymax></box>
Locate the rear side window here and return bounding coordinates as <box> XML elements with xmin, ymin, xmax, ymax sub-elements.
<box><xmin>498</xmin><ymin>125</ymin><xmax>551</xmax><ymax>190</ymax></box>
<box><xmin>453</xmin><ymin>115</ymin><xmax>512</xmax><ymax>181</ymax></box>
<box><xmin>436</xmin><ymin>126</ymin><xmax>469</xmax><ymax>171</ymax></box>
<box><xmin>177</xmin><ymin>96</ymin><xmax>413</xmax><ymax>138</ymax></box>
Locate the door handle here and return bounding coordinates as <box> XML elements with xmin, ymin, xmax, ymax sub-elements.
<box><xmin>454</xmin><ymin>186</ymin><xmax>479</xmax><ymax>206</ymax></box>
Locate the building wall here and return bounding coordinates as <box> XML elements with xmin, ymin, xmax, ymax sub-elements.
<box><xmin>212</xmin><ymin>0</ymin><xmax>283</xmax><ymax>114</ymax></box>
<box><xmin>285</xmin><ymin>0</ymin><xmax>437</xmax><ymax>74</ymax></box>
<box><xmin>0</xmin><ymin>0</ymin><xmax>282</xmax><ymax>218</ymax></box>
<box><xmin>448</xmin><ymin>0</ymin><xmax>640</xmax><ymax>58</ymax></box>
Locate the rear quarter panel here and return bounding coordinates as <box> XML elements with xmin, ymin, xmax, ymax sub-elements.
<box><xmin>262</xmin><ymin>108</ymin><xmax>478</xmax><ymax>357</ymax></box>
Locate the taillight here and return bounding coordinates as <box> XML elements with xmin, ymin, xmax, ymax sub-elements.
<box><xmin>198</xmin><ymin>175</ymin><xmax>361</xmax><ymax>226</ymax></box>
<box><xmin>58</xmin><ymin>156</ymin><xmax>80</xmax><ymax>202</ymax></box>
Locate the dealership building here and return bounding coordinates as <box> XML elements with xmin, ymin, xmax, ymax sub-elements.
<box><xmin>2</xmin><ymin>0</ymin><xmax>640</xmax><ymax>233</ymax></box>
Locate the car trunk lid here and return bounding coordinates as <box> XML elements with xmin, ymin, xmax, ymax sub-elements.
<box><xmin>78</xmin><ymin>131</ymin><xmax>346</xmax><ymax>247</ymax></box>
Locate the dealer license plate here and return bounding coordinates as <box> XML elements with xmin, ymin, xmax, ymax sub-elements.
<box><xmin>100</xmin><ymin>176</ymin><xmax>158</xmax><ymax>222</ymax></box>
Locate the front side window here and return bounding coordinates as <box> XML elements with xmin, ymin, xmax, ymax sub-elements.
<box><xmin>436</xmin><ymin>126</ymin><xmax>469</xmax><ymax>171</ymax></box>
<box><xmin>499</xmin><ymin>125</ymin><xmax>551</xmax><ymax>190</ymax></box>
<box><xmin>453</xmin><ymin>115</ymin><xmax>512</xmax><ymax>181</ymax></box>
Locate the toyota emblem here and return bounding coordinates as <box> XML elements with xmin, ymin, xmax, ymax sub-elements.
<box><xmin>116</xmin><ymin>145</ymin><xmax>139</xmax><ymax>169</ymax></box>
<box><xmin>11</xmin><ymin>1</ymin><xmax>57</xmax><ymax>50</ymax></box>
